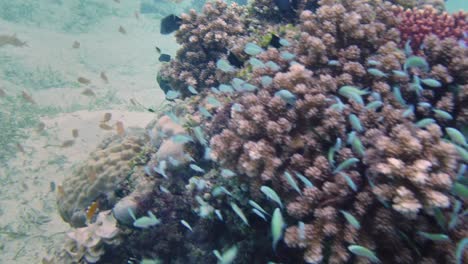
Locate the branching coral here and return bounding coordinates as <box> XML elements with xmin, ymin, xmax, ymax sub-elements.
<box><xmin>159</xmin><ymin>0</ymin><xmax>247</xmax><ymax>94</ymax></box>
<box><xmin>393</xmin><ymin>5</ymin><xmax>467</xmax><ymax>54</ymax></box>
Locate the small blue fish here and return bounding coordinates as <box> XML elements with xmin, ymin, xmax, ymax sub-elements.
<box><xmin>327</xmin><ymin>60</ymin><xmax>340</xmax><ymax>66</ymax></box>
<box><xmin>347</xmin><ymin>131</ymin><xmax>357</xmax><ymax>145</ymax></box>
<box><xmin>404</xmin><ymin>39</ymin><xmax>413</xmax><ymax>56</ymax></box>
<box><xmin>260</xmin><ymin>186</ymin><xmax>283</xmax><ymax>208</ymax></box>
<box><xmin>215</xmin><ymin>209</ymin><xmax>223</xmax><ymax>221</ymax></box>
<box><xmin>249</xmin><ymin>200</ymin><xmax>269</xmax><ymax>216</ymax></box>
<box><xmin>456</xmin><ymin>238</ymin><xmax>468</xmax><ymax>264</ymax></box>
<box><xmin>339</xmin><ymin>86</ymin><xmax>369</xmax><ymax>96</ymax></box>
<box><xmin>279</xmin><ymin>38</ymin><xmax>290</xmax><ymax>46</ymax></box>
<box><xmin>392</xmin><ymin>70</ymin><xmax>408</xmax><ymax>78</ymax></box>
<box><xmin>338</xmin><ymin>172</ymin><xmax>358</xmax><ymax>192</ymax></box>
<box><xmin>168</xmin><ymin>156</ymin><xmax>179</xmax><ymax>167</ymax></box>
<box><xmin>198</xmin><ymin>106</ymin><xmax>213</xmax><ymax>118</ymax></box>
<box><xmin>421</xmin><ymin>78</ymin><xmax>442</xmax><ymax>88</ymax></box>
<box><xmin>216</xmin><ymin>59</ymin><xmax>235</xmax><ymax>72</ymax></box>
<box><xmin>351</xmin><ymin>136</ymin><xmax>365</xmax><ymax>157</ymax></box>
<box><xmin>159</xmin><ymin>185</ymin><xmax>171</xmax><ymax>194</ymax></box>
<box><xmin>249</xmin><ymin>57</ymin><xmax>265</xmax><ymax>69</ymax></box>
<box><xmin>348</xmin><ymin>245</ymin><xmax>380</xmax><ymax>263</ymax></box>
<box><xmin>231</xmin><ymin>103</ymin><xmax>243</xmax><ymax>112</ymax></box>
<box><xmin>133</xmin><ymin>211</ymin><xmax>161</xmax><ymax>228</ymax></box>
<box><xmin>449</xmin><ymin>200</ymin><xmax>462</xmax><ymax>229</ymax></box>
<box><xmin>433</xmin><ymin>109</ymin><xmax>453</xmax><ymax>120</ymax></box>
<box><xmin>166</xmin><ymin>90</ymin><xmax>181</xmax><ymax>100</ymax></box>
<box><xmin>230</xmin><ymin>202</ymin><xmax>249</xmax><ymax>226</ymax></box>
<box><xmin>294</xmin><ymin>172</ymin><xmax>314</xmax><ymax>188</ymax></box>
<box><xmin>190</xmin><ymin>163</ymin><xmax>205</xmax><ymax>173</ymax></box>
<box><xmin>367</xmin><ymin>68</ymin><xmax>387</xmax><ymax>78</ymax></box>
<box><xmin>214</xmin><ymin>245</ymin><xmax>238</xmax><ymax>264</ymax></box>
<box><xmin>274</xmin><ymin>89</ymin><xmax>296</xmax><ymax>105</ymax></box>
<box><xmin>371</xmin><ymin>91</ymin><xmax>382</xmax><ymax>101</ymax></box>
<box><xmin>393</xmin><ymin>86</ymin><xmax>407</xmax><ymax>106</ymax></box>
<box><xmin>171</xmin><ymin>134</ymin><xmax>193</xmax><ymax>144</ymax></box>
<box><xmin>349</xmin><ymin>114</ymin><xmax>363</xmax><ymax>132</ymax></box>
<box><xmin>367</xmin><ymin>59</ymin><xmax>381</xmax><ymax>66</ymax></box>
<box><xmin>154</xmin><ymin>160</ymin><xmax>168</xmax><ymax>179</ymax></box>
<box><xmin>298</xmin><ymin>221</ymin><xmax>305</xmax><ymax>241</ymax></box>
<box><xmin>207</xmin><ymin>96</ymin><xmax>222</xmax><ymax>107</ymax></box>
<box><xmin>280</xmin><ymin>51</ymin><xmax>295</xmax><ymax>60</ymax></box>
<box><xmin>187</xmin><ymin>85</ymin><xmax>198</xmax><ymax>95</ymax></box>
<box><xmin>265</xmin><ymin>61</ymin><xmax>280</xmax><ymax>71</ymax></box>
<box><xmin>180</xmin><ymin>220</ymin><xmax>193</xmax><ymax>232</ymax></box>
<box><xmin>330</xmin><ymin>96</ymin><xmax>345</xmax><ymax>112</ymax></box>
<box><xmin>445</xmin><ymin>127</ymin><xmax>466</xmax><ymax>146</ymax></box>
<box><xmin>340</xmin><ymin>210</ymin><xmax>361</xmax><ymax>229</ymax></box>
<box><xmin>402</xmin><ymin>105</ymin><xmax>415</xmax><ymax>118</ymax></box>
<box><xmin>231</xmin><ymin>78</ymin><xmax>245</xmax><ymax>90</ymax></box>
<box><xmin>404</xmin><ymin>56</ymin><xmax>429</xmax><ymax>72</ymax></box>
<box><xmin>261</xmin><ymin>76</ymin><xmax>273</xmax><ymax>87</ymax></box>
<box><xmin>240</xmin><ymin>83</ymin><xmax>258</xmax><ymax>92</ymax></box>
<box><xmin>365</xmin><ymin>100</ymin><xmax>383</xmax><ymax>110</ymax></box>
<box><xmin>193</xmin><ymin>126</ymin><xmax>207</xmax><ymax>146</ymax></box>
<box><xmin>252</xmin><ymin>208</ymin><xmax>267</xmax><ymax>221</ymax></box>
<box><xmin>211</xmin><ymin>87</ymin><xmax>221</xmax><ymax>94</ymax></box>
<box><xmin>219</xmin><ymin>84</ymin><xmax>234</xmax><ymax>93</ymax></box>
<box><xmin>415</xmin><ymin>118</ymin><xmax>436</xmax><ymax>128</ymax></box>
<box><xmin>333</xmin><ymin>158</ymin><xmax>359</xmax><ymax>174</ymax></box>
<box><xmin>271</xmin><ymin>208</ymin><xmax>285</xmax><ymax>251</ymax></box>
<box><xmin>284</xmin><ymin>171</ymin><xmax>302</xmax><ymax>195</ymax></box>
<box><xmin>221</xmin><ymin>168</ymin><xmax>236</xmax><ymax>178</ymax></box>
<box><xmin>417</xmin><ymin>231</ymin><xmax>450</xmax><ymax>241</ymax></box>
<box><xmin>418</xmin><ymin>102</ymin><xmax>432</xmax><ymax>108</ymax></box>
<box><xmin>244</xmin><ymin>42</ymin><xmax>264</xmax><ymax>56</ymax></box>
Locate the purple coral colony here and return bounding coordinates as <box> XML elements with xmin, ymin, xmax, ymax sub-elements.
<box><xmin>49</xmin><ymin>0</ymin><xmax>467</xmax><ymax>263</ymax></box>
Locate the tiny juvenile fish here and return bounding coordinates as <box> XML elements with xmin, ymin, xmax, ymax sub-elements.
<box><xmin>21</xmin><ymin>91</ymin><xmax>36</xmax><ymax>104</ymax></box>
<box><xmin>100</xmin><ymin>71</ymin><xmax>109</xmax><ymax>83</ymax></box>
<box><xmin>16</xmin><ymin>143</ymin><xmax>25</xmax><ymax>153</ymax></box>
<box><xmin>102</xmin><ymin>112</ymin><xmax>112</xmax><ymax>123</ymax></box>
<box><xmin>0</xmin><ymin>87</ymin><xmax>6</xmax><ymax>97</ymax></box>
<box><xmin>86</xmin><ymin>201</ymin><xmax>99</xmax><ymax>224</ymax></box>
<box><xmin>81</xmin><ymin>88</ymin><xmax>96</xmax><ymax>96</ymax></box>
<box><xmin>77</xmin><ymin>77</ymin><xmax>91</xmax><ymax>84</ymax></box>
<box><xmin>72</xmin><ymin>41</ymin><xmax>80</xmax><ymax>49</ymax></box>
<box><xmin>115</xmin><ymin>121</ymin><xmax>125</xmax><ymax>136</ymax></box>
<box><xmin>36</xmin><ymin>122</ymin><xmax>46</xmax><ymax>132</ymax></box>
<box><xmin>118</xmin><ymin>25</ymin><xmax>127</xmax><ymax>34</ymax></box>
<box><xmin>99</xmin><ymin>123</ymin><xmax>113</xmax><ymax>130</ymax></box>
<box><xmin>72</xmin><ymin>129</ymin><xmax>79</xmax><ymax>138</ymax></box>
<box><xmin>61</xmin><ymin>139</ymin><xmax>75</xmax><ymax>148</ymax></box>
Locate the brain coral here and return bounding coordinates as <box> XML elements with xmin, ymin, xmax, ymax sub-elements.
<box><xmin>57</xmin><ymin>131</ymin><xmax>147</xmax><ymax>227</ymax></box>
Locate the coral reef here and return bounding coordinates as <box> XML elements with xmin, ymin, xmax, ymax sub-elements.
<box><xmin>53</xmin><ymin>0</ymin><xmax>467</xmax><ymax>263</ymax></box>
<box><xmin>159</xmin><ymin>0</ymin><xmax>247</xmax><ymax>93</ymax></box>
<box><xmin>393</xmin><ymin>5</ymin><xmax>467</xmax><ymax>54</ymax></box>
<box><xmin>57</xmin><ymin>130</ymin><xmax>147</xmax><ymax>227</ymax></box>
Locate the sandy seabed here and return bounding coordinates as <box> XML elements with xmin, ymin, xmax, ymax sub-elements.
<box><xmin>0</xmin><ymin>0</ymin><xmax>184</xmax><ymax>261</ymax></box>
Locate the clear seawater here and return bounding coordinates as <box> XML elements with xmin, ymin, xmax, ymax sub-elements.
<box><xmin>0</xmin><ymin>0</ymin><xmax>466</xmax><ymax>263</ymax></box>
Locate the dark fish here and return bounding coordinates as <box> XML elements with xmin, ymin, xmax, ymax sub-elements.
<box><xmin>0</xmin><ymin>87</ymin><xmax>6</xmax><ymax>97</ymax></box>
<box><xmin>16</xmin><ymin>143</ymin><xmax>25</xmax><ymax>153</ymax></box>
<box><xmin>21</xmin><ymin>91</ymin><xmax>36</xmax><ymax>104</ymax></box>
<box><xmin>227</xmin><ymin>51</ymin><xmax>243</xmax><ymax>68</ymax></box>
<box><xmin>269</xmin><ymin>33</ymin><xmax>281</xmax><ymax>48</ymax></box>
<box><xmin>118</xmin><ymin>26</ymin><xmax>127</xmax><ymax>34</ymax></box>
<box><xmin>159</xmin><ymin>53</ymin><xmax>171</xmax><ymax>62</ymax></box>
<box><xmin>36</xmin><ymin>122</ymin><xmax>46</xmax><ymax>132</ymax></box>
<box><xmin>72</xmin><ymin>41</ymin><xmax>80</xmax><ymax>49</ymax></box>
<box><xmin>160</xmin><ymin>15</ymin><xmax>182</xmax><ymax>34</ymax></box>
<box><xmin>50</xmin><ymin>181</ymin><xmax>56</xmax><ymax>192</ymax></box>
<box><xmin>72</xmin><ymin>129</ymin><xmax>79</xmax><ymax>138</ymax></box>
<box><xmin>102</xmin><ymin>112</ymin><xmax>112</xmax><ymax>123</ymax></box>
<box><xmin>155</xmin><ymin>46</ymin><xmax>161</xmax><ymax>53</ymax></box>
<box><xmin>77</xmin><ymin>77</ymin><xmax>91</xmax><ymax>84</ymax></box>
<box><xmin>81</xmin><ymin>88</ymin><xmax>96</xmax><ymax>96</ymax></box>
<box><xmin>100</xmin><ymin>71</ymin><xmax>109</xmax><ymax>83</ymax></box>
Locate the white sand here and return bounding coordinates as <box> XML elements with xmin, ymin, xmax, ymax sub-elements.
<box><xmin>0</xmin><ymin>0</ymin><xmax>183</xmax><ymax>262</ymax></box>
